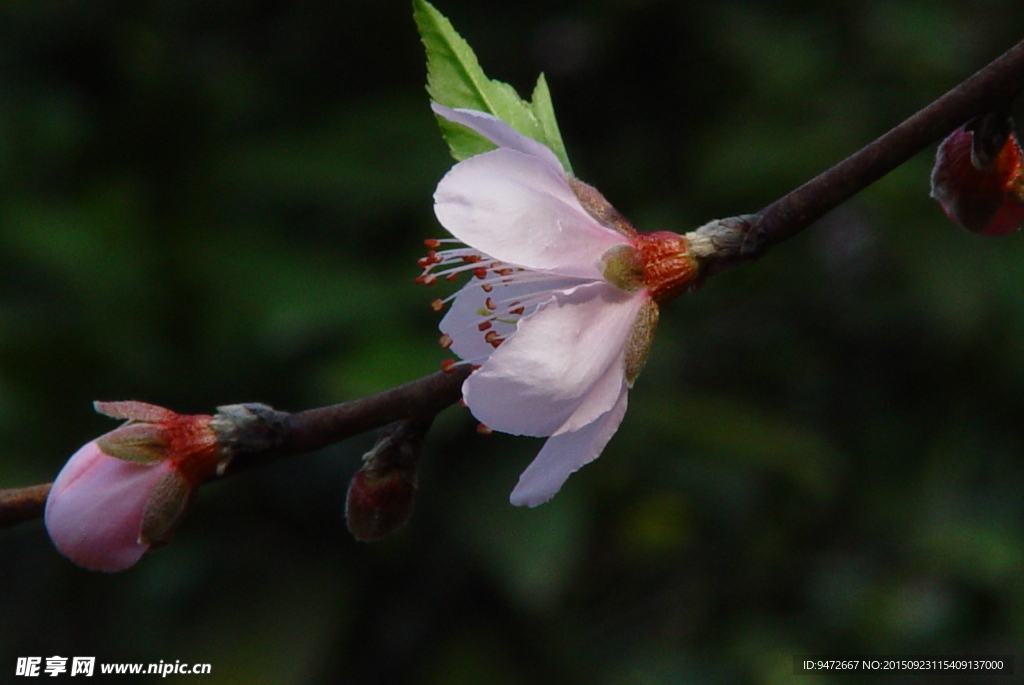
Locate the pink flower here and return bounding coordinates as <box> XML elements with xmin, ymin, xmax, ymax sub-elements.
<box><xmin>45</xmin><ymin>401</ymin><xmax>221</xmax><ymax>572</ymax></box>
<box><xmin>420</xmin><ymin>104</ymin><xmax>697</xmax><ymax>507</ymax></box>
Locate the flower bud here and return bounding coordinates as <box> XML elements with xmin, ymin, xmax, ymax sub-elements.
<box><xmin>345</xmin><ymin>420</ymin><xmax>427</xmax><ymax>542</ymax></box>
<box><xmin>345</xmin><ymin>466</ymin><xmax>417</xmax><ymax>542</ymax></box>
<box><xmin>45</xmin><ymin>401</ymin><xmax>222</xmax><ymax>571</ymax></box>
<box><xmin>930</xmin><ymin>117</ymin><xmax>1024</xmax><ymax>236</ymax></box>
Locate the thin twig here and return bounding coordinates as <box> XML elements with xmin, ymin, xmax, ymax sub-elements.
<box><xmin>219</xmin><ymin>366</ymin><xmax>470</xmax><ymax>475</ymax></box>
<box><xmin>696</xmin><ymin>38</ymin><xmax>1024</xmax><ymax>275</ymax></box>
<box><xmin>0</xmin><ymin>484</ymin><xmax>52</xmax><ymax>528</ymax></box>
<box><xmin>0</xmin><ymin>367</ymin><xmax>471</xmax><ymax>531</ymax></box>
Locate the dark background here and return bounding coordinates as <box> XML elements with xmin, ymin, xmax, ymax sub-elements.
<box><xmin>2</xmin><ymin>1</ymin><xmax>1024</xmax><ymax>683</ymax></box>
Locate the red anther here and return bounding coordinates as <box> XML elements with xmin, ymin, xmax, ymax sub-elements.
<box><xmin>477</xmin><ymin>320</ymin><xmax>493</xmax><ymax>331</ymax></box>
<box><xmin>424</xmin><ymin>238</ymin><xmax>441</xmax><ymax>248</ymax></box>
<box><xmin>463</xmin><ymin>254</ymin><xmax>482</xmax><ymax>263</ymax></box>
<box><xmin>422</xmin><ymin>274</ymin><xmax>437</xmax><ymax>286</ymax></box>
<box><xmin>509</xmin><ymin>304</ymin><xmax>524</xmax><ymax>315</ymax></box>
<box><xmin>417</xmin><ymin>257</ymin><xmax>430</xmax><ymax>268</ymax></box>
<box><xmin>481</xmin><ymin>283</ymin><xmax>493</xmax><ymax>292</ymax></box>
<box><xmin>476</xmin><ymin>423</ymin><xmax>493</xmax><ymax>435</ymax></box>
<box><xmin>430</xmin><ymin>299</ymin><xmax>445</xmax><ymax>312</ymax></box>
<box><xmin>496</xmin><ymin>268</ymin><xmax>513</xmax><ymax>276</ymax></box>
<box><xmin>441</xmin><ymin>359</ymin><xmax>458</xmax><ymax>373</ymax></box>
<box><xmin>484</xmin><ymin>297</ymin><xmax>496</xmax><ymax>311</ymax></box>
<box><xmin>445</xmin><ymin>272</ymin><xmax>459</xmax><ymax>281</ymax></box>
<box><xmin>439</xmin><ymin>334</ymin><xmax>453</xmax><ymax>349</ymax></box>
<box><xmin>484</xmin><ymin>331</ymin><xmax>504</xmax><ymax>348</ymax></box>
<box><xmin>470</xmin><ymin>364</ymin><xmax>481</xmax><ymax>371</ymax></box>
<box><xmin>473</xmin><ymin>267</ymin><xmax>488</xmax><ymax>279</ymax></box>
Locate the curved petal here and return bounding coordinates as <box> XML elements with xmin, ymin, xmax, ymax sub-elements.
<box><xmin>44</xmin><ymin>441</ymin><xmax>175</xmax><ymax>572</ymax></box>
<box><xmin>440</xmin><ymin>272</ymin><xmax>584</xmax><ymax>363</ymax></box>
<box><xmin>434</xmin><ymin>148</ymin><xmax>627</xmax><ymax>279</ymax></box>
<box><xmin>510</xmin><ymin>384</ymin><xmax>628</xmax><ymax>507</ymax></box>
<box><xmin>432</xmin><ymin>104</ymin><xmax>563</xmax><ymax>170</ymax></box>
<box><xmin>464</xmin><ymin>282</ymin><xmax>645</xmax><ymax>437</ymax></box>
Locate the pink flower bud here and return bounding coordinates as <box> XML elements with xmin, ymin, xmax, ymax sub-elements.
<box><xmin>930</xmin><ymin>121</ymin><xmax>1024</xmax><ymax>236</ymax></box>
<box><xmin>44</xmin><ymin>401</ymin><xmax>222</xmax><ymax>572</ymax></box>
<box><xmin>45</xmin><ymin>442</ymin><xmax>183</xmax><ymax>571</ymax></box>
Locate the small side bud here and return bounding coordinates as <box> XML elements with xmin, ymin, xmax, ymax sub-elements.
<box><xmin>345</xmin><ymin>468</ymin><xmax>417</xmax><ymax>543</ymax></box>
<box><xmin>930</xmin><ymin>117</ymin><xmax>1024</xmax><ymax>236</ymax></box>
<box><xmin>345</xmin><ymin>419</ymin><xmax>429</xmax><ymax>542</ymax></box>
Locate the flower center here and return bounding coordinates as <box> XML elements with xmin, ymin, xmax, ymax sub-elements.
<box><xmin>634</xmin><ymin>231</ymin><xmax>697</xmax><ymax>303</ymax></box>
<box><xmin>600</xmin><ymin>232</ymin><xmax>697</xmax><ymax>303</ymax></box>
<box><xmin>600</xmin><ymin>244</ymin><xmax>645</xmax><ymax>292</ymax></box>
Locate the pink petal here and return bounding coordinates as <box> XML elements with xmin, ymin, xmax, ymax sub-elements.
<box><xmin>510</xmin><ymin>384</ymin><xmax>629</xmax><ymax>507</ymax></box>
<box><xmin>434</xmin><ymin>148</ymin><xmax>627</xmax><ymax>279</ymax></box>
<box><xmin>464</xmin><ymin>282</ymin><xmax>645</xmax><ymax>437</ymax></box>
<box><xmin>432</xmin><ymin>104</ymin><xmax>565</xmax><ymax>170</ymax></box>
<box><xmin>44</xmin><ymin>441</ymin><xmax>175</xmax><ymax>572</ymax></box>
<box><xmin>440</xmin><ymin>272</ymin><xmax>583</xmax><ymax>363</ymax></box>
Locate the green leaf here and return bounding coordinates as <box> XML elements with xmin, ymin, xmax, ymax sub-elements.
<box><xmin>413</xmin><ymin>0</ymin><xmax>573</xmax><ymax>173</ymax></box>
<box><xmin>530</xmin><ymin>74</ymin><xmax>571</xmax><ymax>174</ymax></box>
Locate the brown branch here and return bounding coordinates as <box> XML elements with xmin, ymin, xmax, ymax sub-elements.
<box><xmin>216</xmin><ymin>366</ymin><xmax>471</xmax><ymax>476</ymax></box>
<box><xmin>0</xmin><ymin>484</ymin><xmax>52</xmax><ymax>528</ymax></box>
<box><xmin>3</xmin><ymin>38</ymin><xmax>1024</xmax><ymax>533</ymax></box>
<box><xmin>693</xmin><ymin>37</ymin><xmax>1024</xmax><ymax>275</ymax></box>
<box><xmin>0</xmin><ymin>367</ymin><xmax>470</xmax><ymax>531</ymax></box>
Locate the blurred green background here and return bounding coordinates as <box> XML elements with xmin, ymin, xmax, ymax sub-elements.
<box><xmin>2</xmin><ymin>1</ymin><xmax>1024</xmax><ymax>683</ymax></box>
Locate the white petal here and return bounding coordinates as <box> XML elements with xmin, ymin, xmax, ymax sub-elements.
<box><xmin>432</xmin><ymin>104</ymin><xmax>565</xmax><ymax>169</ymax></box>
<box><xmin>510</xmin><ymin>384</ymin><xmax>628</xmax><ymax>507</ymax></box>
<box><xmin>464</xmin><ymin>282</ymin><xmax>646</xmax><ymax>437</ymax></box>
<box><xmin>440</xmin><ymin>273</ymin><xmax>583</xmax><ymax>364</ymax></box>
<box><xmin>435</xmin><ymin>149</ymin><xmax>626</xmax><ymax>279</ymax></box>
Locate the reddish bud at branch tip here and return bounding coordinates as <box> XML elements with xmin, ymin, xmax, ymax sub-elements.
<box><xmin>931</xmin><ymin>120</ymin><xmax>1024</xmax><ymax>236</ymax></box>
